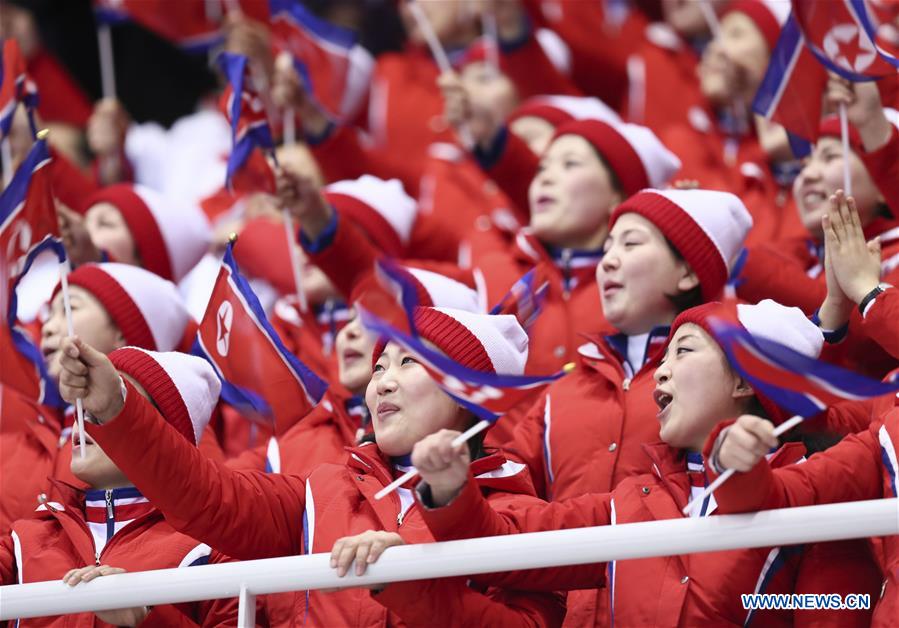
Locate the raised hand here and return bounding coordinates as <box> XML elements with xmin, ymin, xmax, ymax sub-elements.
<box><xmin>411</xmin><ymin>428</ymin><xmax>471</xmax><ymax>507</ymax></box>
<box><xmin>437</xmin><ymin>71</ymin><xmax>499</xmax><ymax>150</ymax></box>
<box><xmin>715</xmin><ymin>415</ymin><xmax>778</xmax><ymax>473</ymax></box>
<box><xmin>823</xmin><ymin>190</ymin><xmax>882</xmax><ymax>305</ymax></box>
<box><xmin>57</xmin><ymin>204</ymin><xmax>101</xmax><ymax>266</ymax></box>
<box><xmin>824</xmin><ymin>74</ymin><xmax>892</xmax><ymax>152</ymax></box>
<box><xmin>275</xmin><ymin>167</ymin><xmax>332</xmax><ymax>239</ymax></box>
<box><xmin>58</xmin><ymin>337</ymin><xmax>125</xmax><ymax>424</ymax></box>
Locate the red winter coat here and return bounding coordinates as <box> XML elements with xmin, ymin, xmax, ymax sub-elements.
<box><xmin>706</xmin><ymin>397</ymin><xmax>899</xmax><ymax>627</ymax></box>
<box><xmin>489</xmin><ymin>331</ymin><xmax>668</xmax><ymax>502</ymax></box>
<box><xmin>621</xmin><ymin>22</ymin><xmax>706</xmax><ymax>136</ymax></box>
<box><xmin>660</xmin><ymin>115</ymin><xmax>807</xmax><ymax>248</ymax></box>
<box><xmin>0</xmin><ymin>481</ymin><xmax>239</xmax><ymax>627</ymax></box>
<box><xmin>85</xmin><ymin>382</ymin><xmax>565</xmax><ymax>627</ymax></box>
<box><xmin>735</xmin><ymin>217</ymin><xmax>899</xmax><ymax>378</ymax></box>
<box><xmin>421</xmin><ymin>441</ymin><xmax>880</xmax><ymax>626</ymax></box>
<box><xmin>225</xmin><ymin>390</ymin><xmax>365</xmax><ymax>477</ymax></box>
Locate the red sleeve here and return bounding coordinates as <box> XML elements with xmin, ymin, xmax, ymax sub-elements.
<box><xmin>489</xmin><ymin>392</ymin><xmax>551</xmax><ymax>499</ymax></box>
<box><xmin>793</xmin><ymin>540</ymin><xmax>881</xmax><ymax>627</ymax></box>
<box><xmin>86</xmin><ymin>381</ymin><xmax>307</xmax><ymax>560</ymax></box>
<box><xmin>482</xmin><ymin>131</ymin><xmax>539</xmax><ymax>222</ymax></box>
<box><xmin>736</xmin><ymin>246</ymin><xmax>826</xmax><ymax>314</ymax></box>
<box><xmin>809</xmin><ymin>399</ymin><xmax>875</xmax><ymax>435</ymax></box>
<box><xmin>309</xmin><ymin>125</ymin><xmax>420</xmax><ymax>194</ymax></box>
<box><xmin>859</xmin><ymin>286</ymin><xmax>899</xmax><ymax>360</ymax></box>
<box><xmin>375</xmin><ymin>578</ymin><xmax>566</xmax><ymax>627</ymax></box>
<box><xmin>0</xmin><ymin>533</ymin><xmax>16</xmax><ymax>585</ymax></box>
<box><xmin>304</xmin><ymin>213</ymin><xmax>381</xmax><ymax>300</ymax></box>
<box><xmin>861</xmin><ymin>125</ymin><xmax>899</xmax><ymax>213</ymax></box>
<box><xmin>705</xmin><ymin>423</ymin><xmax>884</xmax><ymax>514</ymax></box>
<box><xmin>418</xmin><ymin>475</ymin><xmax>609</xmax><ymax>590</ymax></box>
<box><xmin>500</xmin><ymin>34</ymin><xmax>581</xmax><ymax>100</ymax></box>
<box><xmin>198</xmin><ymin>423</ymin><xmax>226</xmax><ymax>465</ymax></box>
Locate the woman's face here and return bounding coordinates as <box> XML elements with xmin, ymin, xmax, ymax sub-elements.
<box><xmin>366</xmin><ymin>342</ymin><xmax>469</xmax><ymax>456</ymax></box>
<box><xmin>528</xmin><ymin>134</ymin><xmax>620</xmax><ymax>250</ymax></box>
<box><xmin>598</xmin><ymin>213</ymin><xmax>698</xmax><ymax>335</ymax></box>
<box><xmin>84</xmin><ymin>202</ymin><xmax>139</xmax><ymax>265</ymax></box>
<box><xmin>793</xmin><ymin>137</ymin><xmax>884</xmax><ymax>239</ymax></box>
<box><xmin>653</xmin><ymin>324</ymin><xmax>754</xmax><ymax>451</ymax></box>
<box><xmin>699</xmin><ymin>12</ymin><xmax>770</xmax><ymax>106</ymax></box>
<box><xmin>41</xmin><ymin>286</ymin><xmax>125</xmax><ymax>382</ymax></box>
<box><xmin>335</xmin><ymin>312</ymin><xmax>377</xmax><ymax>395</ymax></box>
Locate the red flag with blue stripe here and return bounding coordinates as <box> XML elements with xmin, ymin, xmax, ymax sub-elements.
<box><xmin>707</xmin><ymin>317</ymin><xmax>899</xmax><ymax>419</ymax></box>
<box><xmin>218</xmin><ymin>52</ymin><xmax>276</xmax><ymax>193</ymax></box>
<box><xmin>358</xmin><ymin>259</ymin><xmax>565</xmax><ymax>422</ymax></box>
<box><xmin>792</xmin><ymin>0</ymin><xmax>899</xmax><ymax>81</ymax></box>
<box><xmin>191</xmin><ymin>240</ymin><xmax>327</xmax><ymax>429</ymax></box>
<box><xmin>93</xmin><ymin>0</ymin><xmax>224</xmax><ymax>54</ymax></box>
<box><xmin>0</xmin><ymin>134</ymin><xmax>65</xmax><ymax>406</ymax></box>
<box><xmin>753</xmin><ymin>15</ymin><xmax>829</xmax><ymax>157</ymax></box>
<box><xmin>490</xmin><ymin>268</ymin><xmax>549</xmax><ymax>333</ymax></box>
<box><xmin>0</xmin><ymin>38</ymin><xmax>26</xmax><ymax>140</ymax></box>
<box><xmin>268</xmin><ymin>0</ymin><xmax>373</xmax><ymax>122</ymax></box>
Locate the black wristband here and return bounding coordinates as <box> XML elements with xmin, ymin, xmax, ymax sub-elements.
<box><xmin>858</xmin><ymin>284</ymin><xmax>887</xmax><ymax>316</ymax></box>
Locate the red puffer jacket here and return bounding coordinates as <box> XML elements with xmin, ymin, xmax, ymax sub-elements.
<box><xmin>421</xmin><ymin>441</ymin><xmax>880</xmax><ymax>626</ymax></box>
<box><xmin>489</xmin><ymin>332</ymin><xmax>667</xmax><ymax>501</ymax></box>
<box><xmin>86</xmin><ymin>383</ymin><xmax>565</xmax><ymax>627</ymax></box>
<box><xmin>0</xmin><ymin>481</ymin><xmax>239</xmax><ymax>627</ymax></box>
<box><xmin>705</xmin><ymin>389</ymin><xmax>899</xmax><ymax>628</ymax></box>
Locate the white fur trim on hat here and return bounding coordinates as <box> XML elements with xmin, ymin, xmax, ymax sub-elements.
<box><xmin>737</xmin><ymin>299</ymin><xmax>824</xmax><ymax>358</ymax></box>
<box><xmin>535</xmin><ymin>95</ymin><xmax>621</xmax><ymax>124</ymax></box>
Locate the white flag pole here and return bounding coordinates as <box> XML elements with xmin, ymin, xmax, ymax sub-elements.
<box><xmin>407</xmin><ymin>0</ymin><xmax>475</xmax><ymax>149</ymax></box>
<box><xmin>839</xmin><ymin>102</ymin><xmax>853</xmax><ymax>196</ymax></box>
<box><xmin>97</xmin><ymin>23</ymin><xmax>117</xmax><ymax>100</ymax></box>
<box><xmin>374</xmin><ymin>419</ymin><xmax>491</xmax><ymax>500</ymax></box>
<box><xmin>58</xmin><ymin>258</ymin><xmax>87</xmax><ymax>459</ymax></box>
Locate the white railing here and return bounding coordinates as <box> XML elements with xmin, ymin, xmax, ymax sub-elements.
<box><xmin>2</xmin><ymin>499</ymin><xmax>897</xmax><ymax>626</ymax></box>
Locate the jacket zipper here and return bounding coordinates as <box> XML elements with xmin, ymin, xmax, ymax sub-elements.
<box><xmin>561</xmin><ymin>248</ymin><xmax>572</xmax><ymax>300</ymax></box>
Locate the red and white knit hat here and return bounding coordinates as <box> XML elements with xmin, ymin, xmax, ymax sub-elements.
<box><xmin>62</xmin><ymin>263</ymin><xmax>190</xmax><ymax>351</ymax></box>
<box><xmin>818</xmin><ymin>115</ymin><xmax>864</xmax><ymax>152</ymax></box>
<box><xmin>109</xmin><ymin>348</ymin><xmax>221</xmax><ymax>445</ymax></box>
<box><xmin>551</xmin><ymin>119</ymin><xmax>681</xmax><ymax>195</ymax></box>
<box><xmin>405</xmin><ymin>268</ymin><xmax>481</xmax><ymax>312</ymax></box>
<box><xmin>374</xmin><ymin>308</ymin><xmax>529</xmax><ymax>375</ymax></box>
<box><xmin>508</xmin><ymin>95</ymin><xmax>621</xmax><ymax>128</ymax></box>
<box><xmin>325</xmin><ymin>176</ymin><xmax>417</xmax><ymax>257</ymax></box>
<box><xmin>723</xmin><ymin>0</ymin><xmax>791</xmax><ymax>50</ymax></box>
<box><xmin>84</xmin><ymin>184</ymin><xmax>212</xmax><ymax>282</ymax></box>
<box><xmin>669</xmin><ymin>299</ymin><xmax>823</xmax><ymax>423</ymax></box>
<box><xmin>610</xmin><ymin>189</ymin><xmax>753</xmax><ymax>301</ymax></box>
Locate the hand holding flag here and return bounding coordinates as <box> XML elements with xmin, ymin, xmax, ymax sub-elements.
<box><xmin>682</xmin><ymin>316</ymin><xmax>899</xmax><ymax>515</ymax></box>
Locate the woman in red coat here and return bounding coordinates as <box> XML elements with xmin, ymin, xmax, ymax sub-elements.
<box><xmin>709</xmin><ymin>381</ymin><xmax>899</xmax><ymax>626</ymax></box>
<box><xmin>1</xmin><ymin>347</ymin><xmax>240</xmax><ymax>627</ymax></box>
<box><xmin>410</xmin><ymin>300</ymin><xmax>882</xmax><ymax>627</ymax></box>
<box><xmin>60</xmin><ymin>308</ymin><xmax>564</xmax><ymax>628</ymax></box>
<box><xmin>0</xmin><ymin>264</ymin><xmax>191</xmax><ymax>535</ymax></box>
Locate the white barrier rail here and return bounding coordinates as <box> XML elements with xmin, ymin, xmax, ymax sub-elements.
<box><xmin>2</xmin><ymin>499</ymin><xmax>897</xmax><ymax>623</ymax></box>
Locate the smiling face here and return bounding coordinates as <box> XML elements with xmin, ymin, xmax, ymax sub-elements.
<box><xmin>653</xmin><ymin>323</ymin><xmax>755</xmax><ymax>451</ymax></box>
<box><xmin>528</xmin><ymin>134</ymin><xmax>621</xmax><ymax>250</ymax></box>
<box><xmin>41</xmin><ymin>286</ymin><xmax>125</xmax><ymax>382</ymax></box>
<box><xmin>598</xmin><ymin>213</ymin><xmax>698</xmax><ymax>335</ymax></box>
<box><xmin>793</xmin><ymin>137</ymin><xmax>884</xmax><ymax>239</ymax></box>
<box><xmin>84</xmin><ymin>202</ymin><xmax>139</xmax><ymax>265</ymax></box>
<box><xmin>336</xmin><ymin>311</ymin><xmax>377</xmax><ymax>395</ymax></box>
<box><xmin>366</xmin><ymin>342</ymin><xmax>470</xmax><ymax>456</ymax></box>
<box><xmin>699</xmin><ymin>12</ymin><xmax>770</xmax><ymax>107</ymax></box>
<box><xmin>70</xmin><ymin>374</ymin><xmax>146</xmax><ymax>488</ymax></box>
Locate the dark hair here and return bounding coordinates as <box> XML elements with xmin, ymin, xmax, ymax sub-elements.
<box><xmin>742</xmin><ymin>393</ymin><xmax>842</xmax><ymax>455</ymax></box>
<box><xmin>663</xmin><ymin>237</ymin><xmax>704</xmax><ymax>312</ymax></box>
